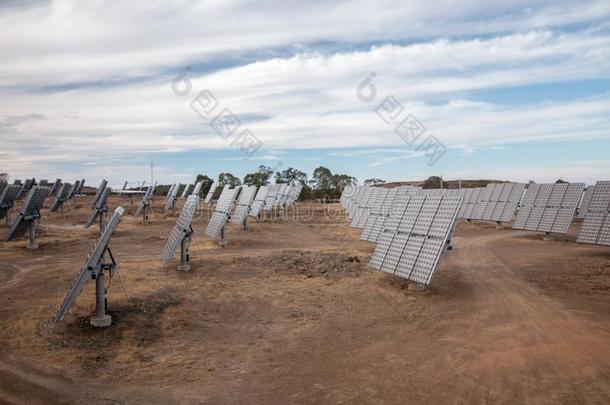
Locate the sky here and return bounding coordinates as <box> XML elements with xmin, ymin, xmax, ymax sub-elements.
<box><xmin>1</xmin><ymin>0</ymin><xmax>610</xmax><ymax>188</ymax></box>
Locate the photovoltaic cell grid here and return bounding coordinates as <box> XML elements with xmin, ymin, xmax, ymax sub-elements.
<box><xmin>205</xmin><ymin>187</ymin><xmax>240</xmax><ymax>238</ymax></box>
<box><xmin>203</xmin><ymin>182</ymin><xmax>218</xmax><ymax>203</ymax></box>
<box><xmin>0</xmin><ymin>184</ymin><xmax>22</xmax><ymax>220</ymax></box>
<box><xmin>513</xmin><ymin>183</ymin><xmax>585</xmax><ymax>234</ymax></box>
<box><xmin>263</xmin><ymin>185</ymin><xmax>280</xmax><ymax>211</ymax></box>
<box><xmin>231</xmin><ymin>186</ymin><xmax>257</xmax><ymax>225</ymax></box>
<box><xmin>464</xmin><ymin>183</ymin><xmax>526</xmax><ymax>222</ymax></box>
<box><xmin>355</xmin><ymin>187</ymin><xmax>385</xmax><ymax>228</ymax></box>
<box><xmin>350</xmin><ymin>187</ymin><xmax>376</xmax><ymax>227</ymax></box>
<box><xmin>361</xmin><ymin>188</ymin><xmax>395</xmax><ymax>241</ymax></box>
<box><xmin>6</xmin><ymin>186</ymin><xmax>51</xmax><ymax>241</ymax></box>
<box><xmin>577</xmin><ymin>186</ymin><xmax>595</xmax><ymax>219</ymax></box>
<box><xmin>49</xmin><ymin>183</ymin><xmax>73</xmax><ymax>212</ymax></box>
<box><xmin>349</xmin><ymin>186</ymin><xmax>368</xmax><ymax>218</ymax></box>
<box><xmin>181</xmin><ymin>184</ymin><xmax>191</xmax><ymax>199</ymax></box>
<box><xmin>250</xmin><ymin>186</ymin><xmax>269</xmax><ymax>218</ymax></box>
<box><xmin>50</xmin><ymin>179</ymin><xmax>62</xmax><ymax>195</ymax></box>
<box><xmin>162</xmin><ymin>195</ymin><xmax>199</xmax><ymax>263</ymax></box>
<box><xmin>577</xmin><ymin>181</ymin><xmax>610</xmax><ymax>246</ymax></box>
<box><xmin>369</xmin><ymin>195</ymin><xmax>462</xmax><ymax>285</ymax></box>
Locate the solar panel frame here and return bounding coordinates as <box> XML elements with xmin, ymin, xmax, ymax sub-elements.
<box><xmin>85</xmin><ymin>186</ymin><xmax>110</xmax><ymax>228</ymax></box>
<box><xmin>6</xmin><ymin>186</ymin><xmax>50</xmax><ymax>241</ymax></box>
<box><xmin>134</xmin><ymin>182</ymin><xmax>156</xmax><ymax>217</ymax></box>
<box><xmin>203</xmin><ymin>182</ymin><xmax>217</xmax><ymax>203</ymax></box>
<box><xmin>0</xmin><ymin>184</ymin><xmax>22</xmax><ymax>220</ymax></box>
<box><xmin>205</xmin><ymin>186</ymin><xmax>240</xmax><ymax>238</ymax></box>
<box><xmin>164</xmin><ymin>183</ymin><xmax>180</xmax><ymax>211</ymax></box>
<box><xmin>162</xmin><ymin>195</ymin><xmax>199</xmax><ymax>264</ymax></box>
<box><xmin>230</xmin><ymin>186</ymin><xmax>257</xmax><ymax>225</ymax></box>
<box><xmin>49</xmin><ymin>183</ymin><xmax>73</xmax><ymax>212</ymax></box>
<box><xmin>53</xmin><ymin>206</ymin><xmax>125</xmax><ymax>322</ymax></box>
<box><xmin>370</xmin><ymin>195</ymin><xmax>461</xmax><ymax>285</ymax></box>
<box><xmin>250</xmin><ymin>186</ymin><xmax>269</xmax><ymax>218</ymax></box>
<box><xmin>263</xmin><ymin>184</ymin><xmax>280</xmax><ymax>211</ymax></box>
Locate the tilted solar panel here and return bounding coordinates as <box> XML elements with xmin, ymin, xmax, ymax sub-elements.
<box><xmin>205</xmin><ymin>186</ymin><xmax>240</xmax><ymax>238</ymax></box>
<box><xmin>85</xmin><ymin>186</ymin><xmax>110</xmax><ymax>228</ymax></box>
<box><xmin>6</xmin><ymin>186</ymin><xmax>50</xmax><ymax>241</ymax></box>
<box><xmin>0</xmin><ymin>184</ymin><xmax>22</xmax><ymax>220</ymax></box>
<box><xmin>49</xmin><ymin>183</ymin><xmax>73</xmax><ymax>212</ymax></box>
<box><xmin>231</xmin><ymin>186</ymin><xmax>257</xmax><ymax>225</ymax></box>
<box><xmin>203</xmin><ymin>182</ymin><xmax>217</xmax><ymax>203</ymax></box>
<box><xmin>162</xmin><ymin>195</ymin><xmax>199</xmax><ymax>263</ymax></box>
<box><xmin>577</xmin><ymin>181</ymin><xmax>610</xmax><ymax>246</ymax></box>
<box><xmin>369</xmin><ymin>195</ymin><xmax>461</xmax><ymax>285</ymax></box>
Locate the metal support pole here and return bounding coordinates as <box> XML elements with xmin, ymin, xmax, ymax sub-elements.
<box><xmin>90</xmin><ymin>269</ymin><xmax>112</xmax><ymax>327</ymax></box>
<box><xmin>220</xmin><ymin>225</ymin><xmax>228</xmax><ymax>247</ymax></box>
<box><xmin>177</xmin><ymin>234</ymin><xmax>191</xmax><ymax>272</ymax></box>
<box><xmin>60</xmin><ymin>204</ymin><xmax>64</xmax><ymax>218</ymax></box>
<box><xmin>171</xmin><ymin>199</ymin><xmax>176</xmax><ymax>216</ymax></box>
<box><xmin>5</xmin><ymin>208</ymin><xmax>10</xmax><ymax>226</ymax></box>
<box><xmin>495</xmin><ymin>221</ymin><xmax>503</xmax><ymax>230</ymax></box>
<box><xmin>26</xmin><ymin>221</ymin><xmax>38</xmax><ymax>250</ymax></box>
<box><xmin>242</xmin><ymin>216</ymin><xmax>249</xmax><ymax>231</ymax></box>
<box><xmin>143</xmin><ymin>204</ymin><xmax>148</xmax><ymax>224</ymax></box>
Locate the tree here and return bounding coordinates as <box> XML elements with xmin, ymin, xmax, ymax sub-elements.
<box><xmin>422</xmin><ymin>176</ymin><xmax>443</xmax><ymax>189</ymax></box>
<box><xmin>218</xmin><ymin>172</ymin><xmax>241</xmax><ymax>187</ymax></box>
<box><xmin>195</xmin><ymin>174</ymin><xmax>213</xmax><ymax>196</ymax></box>
<box><xmin>555</xmin><ymin>178</ymin><xmax>567</xmax><ymax>183</ymax></box>
<box><xmin>311</xmin><ymin>166</ymin><xmax>334</xmax><ymax>191</ymax></box>
<box><xmin>364</xmin><ymin>178</ymin><xmax>385</xmax><ymax>186</ymax></box>
<box><xmin>331</xmin><ymin>174</ymin><xmax>357</xmax><ymax>192</ymax></box>
<box><xmin>275</xmin><ymin>167</ymin><xmax>308</xmax><ymax>185</ymax></box>
<box><xmin>243</xmin><ymin>165</ymin><xmax>273</xmax><ymax>187</ymax></box>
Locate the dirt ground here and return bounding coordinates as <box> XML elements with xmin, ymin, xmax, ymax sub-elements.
<box><xmin>0</xmin><ymin>195</ymin><xmax>609</xmax><ymax>404</ymax></box>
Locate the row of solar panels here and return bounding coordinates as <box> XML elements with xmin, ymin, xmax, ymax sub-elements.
<box><xmin>340</xmin><ymin>181</ymin><xmax>610</xmax><ymax>286</ymax></box>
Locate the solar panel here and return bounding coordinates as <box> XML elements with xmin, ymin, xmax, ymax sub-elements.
<box><xmin>50</xmin><ymin>179</ymin><xmax>62</xmax><ymax>195</ymax></box>
<box><xmin>162</xmin><ymin>195</ymin><xmax>199</xmax><ymax>270</ymax></box>
<box><xmin>76</xmin><ymin>179</ymin><xmax>85</xmax><ymax>195</ymax></box>
<box><xmin>134</xmin><ymin>182</ymin><xmax>156</xmax><ymax>218</ymax></box>
<box><xmin>180</xmin><ymin>183</ymin><xmax>191</xmax><ymax>199</ymax></box>
<box><xmin>19</xmin><ymin>178</ymin><xmax>35</xmax><ymax>197</ymax></box>
<box><xmin>361</xmin><ymin>188</ymin><xmax>394</xmax><ymax>241</ymax></box>
<box><xmin>69</xmin><ymin>180</ymin><xmax>81</xmax><ymax>200</ymax></box>
<box><xmin>203</xmin><ymin>182</ymin><xmax>218</xmax><ymax>203</ymax></box>
<box><xmin>263</xmin><ymin>184</ymin><xmax>280</xmax><ymax>211</ymax></box>
<box><xmin>6</xmin><ymin>186</ymin><xmax>50</xmax><ymax>247</ymax></box>
<box><xmin>85</xmin><ymin>186</ymin><xmax>110</xmax><ymax>228</ymax></box>
<box><xmin>13</xmin><ymin>179</ymin><xmax>22</xmax><ymax>186</ymax></box>
<box><xmin>250</xmin><ymin>186</ymin><xmax>269</xmax><ymax>218</ymax></box>
<box><xmin>92</xmin><ymin>180</ymin><xmax>108</xmax><ymax>207</ymax></box>
<box><xmin>53</xmin><ymin>206</ymin><xmax>125</xmax><ymax>326</ymax></box>
<box><xmin>0</xmin><ymin>184</ymin><xmax>22</xmax><ymax>221</ymax></box>
<box><xmin>577</xmin><ymin>181</ymin><xmax>610</xmax><ymax>246</ymax></box>
<box><xmin>351</xmin><ymin>187</ymin><xmax>375</xmax><ymax>227</ymax></box>
<box><xmin>49</xmin><ymin>183</ymin><xmax>73</xmax><ymax>212</ymax></box>
<box><xmin>205</xmin><ymin>186</ymin><xmax>240</xmax><ymax>240</ymax></box>
<box><xmin>230</xmin><ymin>186</ymin><xmax>258</xmax><ymax>227</ymax></box>
<box><xmin>513</xmin><ymin>182</ymin><xmax>585</xmax><ymax>234</ymax></box>
<box><xmin>577</xmin><ymin>186</ymin><xmax>595</xmax><ymax>219</ymax></box>
<box><xmin>192</xmin><ymin>181</ymin><xmax>204</xmax><ymax>197</ymax></box>
<box><xmin>39</xmin><ymin>179</ymin><xmax>49</xmax><ymax>186</ymax></box>
<box><xmin>369</xmin><ymin>195</ymin><xmax>461</xmax><ymax>285</ymax></box>
<box><xmin>164</xmin><ymin>183</ymin><xmax>180</xmax><ymax>211</ymax></box>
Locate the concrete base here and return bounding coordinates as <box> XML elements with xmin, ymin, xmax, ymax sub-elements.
<box><xmin>26</xmin><ymin>242</ymin><xmax>39</xmax><ymax>250</ymax></box>
<box><xmin>90</xmin><ymin>314</ymin><xmax>112</xmax><ymax>327</ymax></box>
<box><xmin>177</xmin><ymin>263</ymin><xmax>191</xmax><ymax>272</ymax></box>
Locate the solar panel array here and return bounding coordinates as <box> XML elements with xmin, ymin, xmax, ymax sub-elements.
<box><xmin>513</xmin><ymin>183</ymin><xmax>585</xmax><ymax>234</ymax></box>
<box><xmin>577</xmin><ymin>181</ymin><xmax>610</xmax><ymax>246</ymax></box>
<box><xmin>205</xmin><ymin>186</ymin><xmax>240</xmax><ymax>238</ymax></box>
<box><xmin>250</xmin><ymin>186</ymin><xmax>269</xmax><ymax>218</ymax></box>
<box><xmin>0</xmin><ymin>184</ymin><xmax>22</xmax><ymax>220</ymax></box>
<box><xmin>6</xmin><ymin>186</ymin><xmax>50</xmax><ymax>241</ymax></box>
<box><xmin>231</xmin><ymin>186</ymin><xmax>257</xmax><ymax>225</ymax></box>
<box><xmin>162</xmin><ymin>195</ymin><xmax>199</xmax><ymax>264</ymax></box>
<box><xmin>350</xmin><ymin>187</ymin><xmax>376</xmax><ymax>227</ymax></box>
<box><xmin>369</xmin><ymin>195</ymin><xmax>462</xmax><ymax>285</ymax></box>
<box><xmin>180</xmin><ymin>183</ymin><xmax>191</xmax><ymax>199</ymax></box>
<box><xmin>49</xmin><ymin>182</ymin><xmax>73</xmax><ymax>212</ymax></box>
<box><xmin>20</xmin><ymin>178</ymin><xmax>35</xmax><ymax>197</ymax></box>
<box><xmin>203</xmin><ymin>182</ymin><xmax>218</xmax><ymax>203</ymax></box>
<box><xmin>577</xmin><ymin>185</ymin><xmax>595</xmax><ymax>219</ymax></box>
<box><xmin>54</xmin><ymin>206</ymin><xmax>125</xmax><ymax>323</ymax></box>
